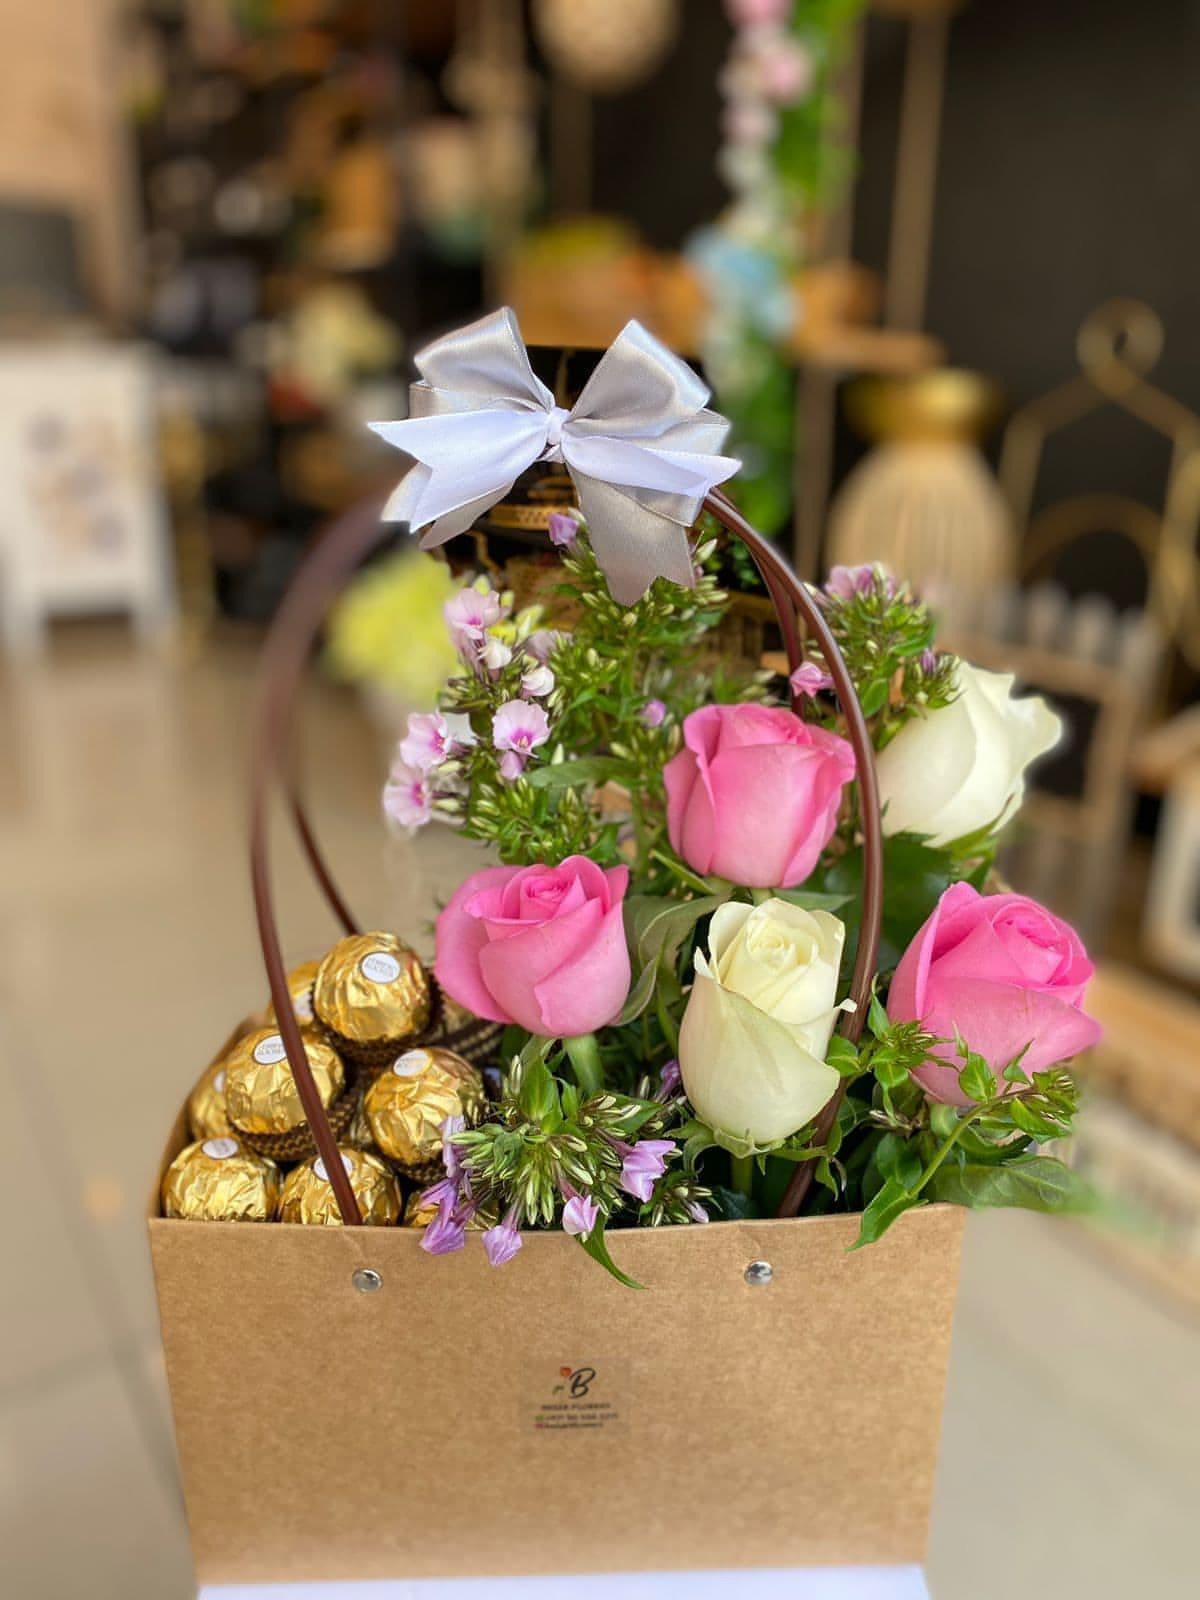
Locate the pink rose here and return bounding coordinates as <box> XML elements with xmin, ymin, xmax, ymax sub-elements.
<box><xmin>888</xmin><ymin>883</ymin><xmax>1102</xmax><ymax>1105</ymax></box>
<box><xmin>435</xmin><ymin>856</ymin><xmax>631</xmax><ymax>1038</ymax></box>
<box><xmin>663</xmin><ymin>703</ymin><xmax>855</xmax><ymax>888</ymax></box>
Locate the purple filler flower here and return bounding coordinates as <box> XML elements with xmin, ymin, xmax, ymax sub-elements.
<box><xmin>383</xmin><ymin>760</ymin><xmax>431</xmax><ymax>830</ymax></box>
<box><xmin>789</xmin><ymin>662</ymin><xmax>833</xmax><ymax>698</ymax></box>
<box><xmin>420</xmin><ymin>1207</ymin><xmax>467</xmax><ymax>1255</ymax></box>
<box><xmin>656</xmin><ymin>1059</ymin><xmax>681</xmax><ymax>1099</ymax></box>
<box><xmin>497</xmin><ymin>749</ymin><xmax>527</xmax><ymax>782</ymax></box>
<box><xmin>617</xmin><ymin>1139</ymin><xmax>676</xmax><ymax>1203</ymax></box>
<box><xmin>444</xmin><ymin>585</ymin><xmax>504</xmax><ymax>655</ymax></box>
<box><xmin>825</xmin><ymin>564</ymin><xmax>875</xmax><ymax>601</ymax></box>
<box><xmin>482</xmin><ymin>1208</ymin><xmax>523</xmax><ymax>1267</ymax></box>
<box><xmin>493</xmin><ymin>699</ymin><xmax>550</xmax><ymax>759</ymax></box>
<box><xmin>525</xmin><ymin>629</ymin><xmax>564</xmax><ymax>664</ymax></box>
<box><xmin>639</xmin><ymin>699</ymin><xmax>667</xmax><ymax>728</ymax></box>
<box><xmin>562</xmin><ymin>1193</ymin><xmax>599</xmax><ymax>1238</ymax></box>
<box><xmin>399</xmin><ymin>710</ymin><xmax>475</xmax><ymax>773</ymax></box>
<box><xmin>547</xmin><ymin>510</ymin><xmax>581</xmax><ymax>549</ymax></box>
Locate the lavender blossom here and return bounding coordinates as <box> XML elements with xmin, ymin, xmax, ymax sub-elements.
<box><xmin>789</xmin><ymin>662</ymin><xmax>833</xmax><ymax>698</ymax></box>
<box><xmin>382</xmin><ymin>760</ymin><xmax>431</xmax><ymax>831</ymax></box>
<box><xmin>615</xmin><ymin>1138</ymin><xmax>676</xmax><ymax>1203</ymax></box>
<box><xmin>639</xmin><ymin>699</ymin><xmax>667</xmax><ymax>728</ymax></box>
<box><xmin>547</xmin><ymin>510</ymin><xmax>581</xmax><ymax>549</ymax></box>
<box><xmin>560</xmin><ymin>1183</ymin><xmax>600</xmax><ymax>1239</ymax></box>
<box><xmin>482</xmin><ymin>1208</ymin><xmax>523</xmax><ymax>1267</ymax></box>
<box><xmin>520</xmin><ymin>664</ymin><xmax>556</xmax><ymax>699</ymax></box>
<box><xmin>492</xmin><ymin>699</ymin><xmax>551</xmax><ymax>761</ymax></box>
<box><xmin>399</xmin><ymin>710</ymin><xmax>475</xmax><ymax>772</ymax></box>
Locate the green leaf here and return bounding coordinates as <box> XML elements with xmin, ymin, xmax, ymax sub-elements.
<box><xmin>859</xmin><ymin>676</ymin><xmax>892</xmax><ymax>717</ymax></box>
<box><xmin>526</xmin><ymin>755</ymin><xmax>625</xmax><ymax>789</ymax></box>
<box><xmin>1008</xmin><ymin>1099</ymin><xmax>1069</xmax><ymax>1141</ymax></box>
<box><xmin>929</xmin><ymin>1156</ymin><xmax>1092</xmax><ymax>1214</ymax></box>
<box><xmin>853</xmin><ymin>1178</ymin><xmax>924</xmax><ymax>1247</ymax></box>
<box><xmin>867</xmin><ymin>992</ymin><xmax>890</xmax><ymax>1038</ymax></box>
<box><xmin>875</xmin><ymin>1132</ymin><xmax>924</xmax><ymax>1190</ymax></box>
<box><xmin>773</xmin><ymin>887</ymin><xmax>854</xmax><ymax>914</ymax></box>
<box><xmin>633</xmin><ymin>892</ymin><xmax>729</xmax><ymax>969</ymax></box>
<box><xmin>825</xmin><ymin>1034</ymin><xmax>861</xmax><ymax>1076</ymax></box>
<box><xmin>578</xmin><ymin>1221</ymin><xmax>644</xmax><ymax>1289</ymax></box>
<box><xmin>957</xmin><ymin>1053</ymin><xmax>997</xmax><ymax>1103</ymax></box>
<box><xmin>517</xmin><ymin>1058</ymin><xmax>560</xmax><ymax>1126</ymax></box>
<box><xmin>873</xmin><ymin>1053</ymin><xmax>911</xmax><ymax>1092</ymax></box>
<box><xmin>927</xmin><ymin>1102</ymin><xmax>959</xmax><ymax>1140</ymax></box>
<box><xmin>614</xmin><ymin>958</ymin><xmax>659</xmax><ymax>1025</ymax></box>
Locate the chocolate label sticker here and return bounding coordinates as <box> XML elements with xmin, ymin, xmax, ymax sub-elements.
<box><xmin>361</xmin><ymin>951</ymin><xmax>402</xmax><ymax>984</ymax></box>
<box><xmin>253</xmin><ymin>1034</ymin><xmax>287</xmax><ymax>1066</ymax></box>
<box><xmin>214</xmin><ymin>1069</ymin><xmax>226</xmax><ymax>1092</ymax></box>
<box><xmin>522</xmin><ymin>1361</ymin><xmax>627</xmax><ymax>1435</ymax></box>
<box><xmin>314</xmin><ymin>1153</ymin><xmax>355</xmax><ymax>1183</ymax></box>
<box><xmin>393</xmin><ymin>1049</ymin><xmax>431</xmax><ymax>1077</ymax></box>
<box><xmin>294</xmin><ymin>990</ymin><xmax>314</xmax><ymax>1021</ymax></box>
<box><xmin>202</xmin><ymin>1137</ymin><xmax>238</xmax><ymax>1160</ymax></box>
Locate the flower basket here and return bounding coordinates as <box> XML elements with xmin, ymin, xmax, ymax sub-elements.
<box><xmin>150</xmin><ymin>311</ymin><xmax>1097</xmax><ymax>1587</ymax></box>
<box><xmin>147</xmin><ymin>482</ymin><xmax>964</xmax><ymax>1586</ymax></box>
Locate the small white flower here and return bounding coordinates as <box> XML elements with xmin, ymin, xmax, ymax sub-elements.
<box><xmin>520</xmin><ymin>664</ymin><xmax>555</xmax><ymax>699</ymax></box>
<box><xmin>492</xmin><ymin>699</ymin><xmax>551</xmax><ymax>758</ymax></box>
<box><xmin>480</xmin><ymin>636</ymin><xmax>513</xmax><ymax>672</ymax></box>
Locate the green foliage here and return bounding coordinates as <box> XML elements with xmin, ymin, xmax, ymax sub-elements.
<box><xmin>438</xmin><ymin>531</ymin><xmax>754</xmax><ymax>886</ymax></box>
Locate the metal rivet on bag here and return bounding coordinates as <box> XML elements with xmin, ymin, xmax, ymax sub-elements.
<box><xmin>744</xmin><ymin>1260</ymin><xmax>773</xmax><ymax>1286</ymax></box>
<box><xmin>352</xmin><ymin>1267</ymin><xmax>383</xmax><ymax>1294</ymax></box>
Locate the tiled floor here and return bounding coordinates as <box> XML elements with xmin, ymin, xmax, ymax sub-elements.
<box><xmin>1</xmin><ymin>633</ymin><xmax>1197</xmax><ymax>1599</ymax></box>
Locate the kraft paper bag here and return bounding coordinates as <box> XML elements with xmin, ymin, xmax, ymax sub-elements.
<box><xmin>149</xmin><ymin>1122</ymin><xmax>963</xmax><ymax>1587</ymax></box>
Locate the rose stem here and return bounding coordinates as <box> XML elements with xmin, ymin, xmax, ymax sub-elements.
<box><xmin>564</xmin><ymin>1033</ymin><xmax>604</xmax><ymax>1097</ymax></box>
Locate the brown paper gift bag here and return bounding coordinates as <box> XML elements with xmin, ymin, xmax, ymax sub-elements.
<box><xmin>149</xmin><ymin>489</ymin><xmax>965</xmax><ymax>1585</ymax></box>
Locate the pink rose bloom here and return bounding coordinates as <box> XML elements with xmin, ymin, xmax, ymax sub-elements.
<box><xmin>435</xmin><ymin>856</ymin><xmax>631</xmax><ymax>1037</ymax></box>
<box><xmin>888</xmin><ymin>883</ymin><xmax>1102</xmax><ymax>1105</ymax></box>
<box><xmin>664</xmin><ymin>703</ymin><xmax>855</xmax><ymax>888</ymax></box>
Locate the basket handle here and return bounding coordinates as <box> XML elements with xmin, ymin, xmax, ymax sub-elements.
<box><xmin>250</xmin><ymin>491</ymin><xmax>882</xmax><ymax>1226</ymax></box>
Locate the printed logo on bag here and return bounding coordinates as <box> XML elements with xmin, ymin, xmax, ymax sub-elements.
<box><xmin>202</xmin><ymin>1138</ymin><xmax>238</xmax><ymax>1160</ymax></box>
<box><xmin>524</xmin><ymin>1362</ymin><xmax>624</xmax><ymax>1434</ymax></box>
<box><xmin>253</xmin><ymin>1034</ymin><xmax>288</xmax><ymax>1066</ymax></box>
<box><xmin>393</xmin><ymin>1049</ymin><xmax>431</xmax><ymax>1078</ymax></box>
<box><xmin>313</xmin><ymin>1153</ymin><xmax>355</xmax><ymax>1183</ymax></box>
<box><xmin>361</xmin><ymin>950</ymin><xmax>402</xmax><ymax>984</ymax></box>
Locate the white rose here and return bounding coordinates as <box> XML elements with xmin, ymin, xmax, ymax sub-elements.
<box><xmin>874</xmin><ymin>661</ymin><xmax>1061</xmax><ymax>848</ymax></box>
<box><xmin>678</xmin><ymin>900</ymin><xmax>843</xmax><ymax>1147</ymax></box>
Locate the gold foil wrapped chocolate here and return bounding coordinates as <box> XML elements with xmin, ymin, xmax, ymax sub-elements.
<box><xmin>224</xmin><ymin>1027</ymin><xmax>346</xmax><ymax>1136</ymax></box>
<box><xmin>364</xmin><ymin>1046</ymin><xmax>486</xmax><ymax>1180</ymax></box>
<box><xmin>403</xmin><ymin>1189</ymin><xmax>441</xmax><ymax>1227</ymax></box>
<box><xmin>313</xmin><ymin>932</ymin><xmax>430</xmax><ymax>1066</ymax></box>
<box><xmin>187</xmin><ymin>1059</ymin><xmax>233</xmax><ymax>1141</ymax></box>
<box><xmin>264</xmin><ymin>959</ymin><xmax>321</xmax><ymax>1030</ymax></box>
<box><xmin>278</xmin><ymin>1147</ymin><xmax>400</xmax><ymax>1227</ymax></box>
<box><xmin>162</xmin><ymin>1137</ymin><xmax>281</xmax><ymax>1222</ymax></box>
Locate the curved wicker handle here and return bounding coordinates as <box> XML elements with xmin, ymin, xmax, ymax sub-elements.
<box><xmin>250</xmin><ymin>490</ymin><xmax>883</xmax><ymax>1226</ymax></box>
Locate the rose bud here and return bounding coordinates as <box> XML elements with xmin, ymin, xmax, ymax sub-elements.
<box><xmin>678</xmin><ymin>900</ymin><xmax>843</xmax><ymax>1145</ymax></box>
<box><xmin>874</xmin><ymin>661</ymin><xmax>1061</xmax><ymax>847</ymax></box>
<box><xmin>664</xmin><ymin>704</ymin><xmax>855</xmax><ymax>889</ymax></box>
<box><xmin>435</xmin><ymin>856</ymin><xmax>631</xmax><ymax>1038</ymax></box>
<box><xmin>888</xmin><ymin>883</ymin><xmax>1102</xmax><ymax>1105</ymax></box>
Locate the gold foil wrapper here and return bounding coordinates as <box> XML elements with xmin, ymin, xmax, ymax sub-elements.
<box><xmin>278</xmin><ymin>1146</ymin><xmax>400</xmax><ymax>1227</ymax></box>
<box><xmin>364</xmin><ymin>1046</ymin><xmax>486</xmax><ymax>1177</ymax></box>
<box><xmin>224</xmin><ymin>1026</ymin><xmax>346</xmax><ymax>1136</ymax></box>
<box><xmin>264</xmin><ymin>959</ymin><xmax>321</xmax><ymax>1029</ymax></box>
<box><xmin>187</xmin><ymin>1058</ymin><xmax>233</xmax><ymax>1141</ymax></box>
<box><xmin>162</xmin><ymin>1137</ymin><xmax>281</xmax><ymax>1222</ymax></box>
<box><xmin>313</xmin><ymin>932</ymin><xmax>430</xmax><ymax>1056</ymax></box>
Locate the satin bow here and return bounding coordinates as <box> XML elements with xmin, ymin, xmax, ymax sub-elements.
<box><xmin>369</xmin><ymin>307</ymin><xmax>739</xmax><ymax>605</ymax></box>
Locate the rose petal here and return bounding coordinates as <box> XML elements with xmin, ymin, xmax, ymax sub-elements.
<box><xmin>434</xmin><ymin>864</ymin><xmax>523</xmax><ymax>1023</ymax></box>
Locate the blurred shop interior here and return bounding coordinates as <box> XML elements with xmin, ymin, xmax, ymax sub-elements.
<box><xmin>2</xmin><ymin>0</ymin><xmax>1200</xmax><ymax>1327</ymax></box>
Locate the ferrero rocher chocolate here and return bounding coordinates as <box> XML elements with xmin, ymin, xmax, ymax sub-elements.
<box><xmin>364</xmin><ymin>1046</ymin><xmax>486</xmax><ymax>1180</ymax></box>
<box><xmin>278</xmin><ymin>1146</ymin><xmax>400</xmax><ymax>1227</ymax></box>
<box><xmin>224</xmin><ymin>1026</ymin><xmax>346</xmax><ymax>1136</ymax></box>
<box><xmin>162</xmin><ymin>1137</ymin><xmax>281</xmax><ymax>1222</ymax></box>
<box><xmin>264</xmin><ymin>959</ymin><xmax>321</xmax><ymax>1030</ymax></box>
<box><xmin>313</xmin><ymin>932</ymin><xmax>430</xmax><ymax>1066</ymax></box>
<box><xmin>187</xmin><ymin>1059</ymin><xmax>233</xmax><ymax>1141</ymax></box>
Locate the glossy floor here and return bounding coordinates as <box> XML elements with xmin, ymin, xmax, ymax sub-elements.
<box><xmin>1</xmin><ymin>633</ymin><xmax>1197</xmax><ymax>1599</ymax></box>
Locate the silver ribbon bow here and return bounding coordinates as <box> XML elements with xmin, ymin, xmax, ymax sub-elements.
<box><xmin>369</xmin><ymin>307</ymin><xmax>739</xmax><ymax>605</ymax></box>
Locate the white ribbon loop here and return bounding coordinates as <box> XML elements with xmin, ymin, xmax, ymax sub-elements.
<box><xmin>369</xmin><ymin>307</ymin><xmax>740</xmax><ymax>605</ymax></box>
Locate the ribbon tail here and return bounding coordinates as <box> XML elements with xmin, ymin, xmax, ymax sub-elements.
<box><xmin>573</xmin><ymin>473</ymin><xmax>697</xmax><ymax>606</ymax></box>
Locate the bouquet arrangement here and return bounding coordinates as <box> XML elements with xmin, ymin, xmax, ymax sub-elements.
<box><xmin>388</xmin><ymin>520</ymin><xmax>1100</xmax><ymax>1285</ymax></box>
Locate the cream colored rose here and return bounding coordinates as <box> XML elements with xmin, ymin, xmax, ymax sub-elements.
<box><xmin>678</xmin><ymin>900</ymin><xmax>843</xmax><ymax>1147</ymax></box>
<box><xmin>875</xmin><ymin>661</ymin><xmax>1061</xmax><ymax>848</ymax></box>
